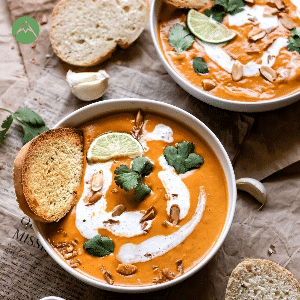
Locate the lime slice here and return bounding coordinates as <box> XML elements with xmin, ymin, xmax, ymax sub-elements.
<box><xmin>87</xmin><ymin>132</ymin><xmax>144</xmax><ymax>162</ymax></box>
<box><xmin>187</xmin><ymin>9</ymin><xmax>236</xmax><ymax>44</ymax></box>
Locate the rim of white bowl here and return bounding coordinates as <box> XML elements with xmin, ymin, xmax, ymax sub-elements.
<box><xmin>39</xmin><ymin>297</ymin><xmax>66</xmax><ymax>300</ymax></box>
<box><xmin>32</xmin><ymin>98</ymin><xmax>237</xmax><ymax>293</ymax></box>
<box><xmin>150</xmin><ymin>0</ymin><xmax>300</xmax><ymax>113</ymax></box>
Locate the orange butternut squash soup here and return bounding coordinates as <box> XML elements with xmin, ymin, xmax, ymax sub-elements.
<box><xmin>40</xmin><ymin>111</ymin><xmax>228</xmax><ymax>286</ymax></box>
<box><xmin>158</xmin><ymin>0</ymin><xmax>300</xmax><ymax>102</ymax></box>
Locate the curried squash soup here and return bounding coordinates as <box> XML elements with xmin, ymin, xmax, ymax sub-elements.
<box><xmin>40</xmin><ymin>111</ymin><xmax>228</xmax><ymax>286</ymax></box>
<box><xmin>158</xmin><ymin>0</ymin><xmax>300</xmax><ymax>102</ymax></box>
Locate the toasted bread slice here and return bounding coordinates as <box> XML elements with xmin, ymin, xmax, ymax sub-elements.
<box><xmin>163</xmin><ymin>0</ymin><xmax>210</xmax><ymax>9</ymax></box>
<box><xmin>225</xmin><ymin>259</ymin><xmax>300</xmax><ymax>299</ymax></box>
<box><xmin>50</xmin><ymin>0</ymin><xmax>150</xmax><ymax>66</ymax></box>
<box><xmin>14</xmin><ymin>128</ymin><xmax>84</xmax><ymax>222</ymax></box>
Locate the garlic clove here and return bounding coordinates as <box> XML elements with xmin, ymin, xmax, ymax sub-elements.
<box><xmin>236</xmin><ymin>177</ymin><xmax>267</xmax><ymax>206</ymax></box>
<box><xmin>66</xmin><ymin>70</ymin><xmax>109</xmax><ymax>101</ymax></box>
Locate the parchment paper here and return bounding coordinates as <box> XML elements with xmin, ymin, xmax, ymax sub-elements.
<box><xmin>0</xmin><ymin>0</ymin><xmax>300</xmax><ymax>299</ymax></box>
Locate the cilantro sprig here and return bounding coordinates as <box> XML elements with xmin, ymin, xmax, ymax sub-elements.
<box><xmin>83</xmin><ymin>234</ymin><xmax>114</xmax><ymax>257</ymax></box>
<box><xmin>169</xmin><ymin>24</ymin><xmax>195</xmax><ymax>54</ymax></box>
<box><xmin>193</xmin><ymin>57</ymin><xmax>209</xmax><ymax>74</ymax></box>
<box><xmin>164</xmin><ymin>142</ymin><xmax>204</xmax><ymax>174</ymax></box>
<box><xmin>114</xmin><ymin>157</ymin><xmax>153</xmax><ymax>202</ymax></box>
<box><xmin>0</xmin><ymin>107</ymin><xmax>48</xmax><ymax>144</ymax></box>
<box><xmin>205</xmin><ymin>0</ymin><xmax>244</xmax><ymax>23</ymax></box>
<box><xmin>288</xmin><ymin>27</ymin><xmax>300</xmax><ymax>54</ymax></box>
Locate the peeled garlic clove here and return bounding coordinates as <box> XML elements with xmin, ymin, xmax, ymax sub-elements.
<box><xmin>236</xmin><ymin>177</ymin><xmax>267</xmax><ymax>205</ymax></box>
<box><xmin>66</xmin><ymin>70</ymin><xmax>109</xmax><ymax>101</ymax></box>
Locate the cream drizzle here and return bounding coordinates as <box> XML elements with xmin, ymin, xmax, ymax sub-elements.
<box><xmin>117</xmin><ymin>187</ymin><xmax>206</xmax><ymax>264</ymax></box>
<box><xmin>228</xmin><ymin>5</ymin><xmax>278</xmax><ymax>30</ymax></box>
<box><xmin>198</xmin><ymin>38</ymin><xmax>288</xmax><ymax>76</ymax></box>
<box><xmin>158</xmin><ymin>155</ymin><xmax>190</xmax><ymax>219</ymax></box>
<box><xmin>290</xmin><ymin>0</ymin><xmax>300</xmax><ymax>18</ymax></box>
<box><xmin>75</xmin><ymin>162</ymin><xmax>153</xmax><ymax>239</ymax></box>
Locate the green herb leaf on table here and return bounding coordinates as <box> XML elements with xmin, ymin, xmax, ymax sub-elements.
<box><xmin>83</xmin><ymin>234</ymin><xmax>114</xmax><ymax>257</ymax></box>
<box><xmin>0</xmin><ymin>114</ymin><xmax>13</xmax><ymax>143</ymax></box>
<box><xmin>164</xmin><ymin>142</ymin><xmax>204</xmax><ymax>174</ymax></box>
<box><xmin>114</xmin><ymin>157</ymin><xmax>153</xmax><ymax>201</ymax></box>
<box><xmin>134</xmin><ymin>182</ymin><xmax>151</xmax><ymax>202</ymax></box>
<box><xmin>14</xmin><ymin>107</ymin><xmax>47</xmax><ymax>127</ymax></box>
<box><xmin>18</xmin><ymin>120</ymin><xmax>49</xmax><ymax>145</ymax></box>
<box><xmin>169</xmin><ymin>24</ymin><xmax>195</xmax><ymax>54</ymax></box>
<box><xmin>0</xmin><ymin>107</ymin><xmax>48</xmax><ymax>144</ymax></box>
<box><xmin>288</xmin><ymin>27</ymin><xmax>300</xmax><ymax>54</ymax></box>
<box><xmin>193</xmin><ymin>57</ymin><xmax>209</xmax><ymax>74</ymax></box>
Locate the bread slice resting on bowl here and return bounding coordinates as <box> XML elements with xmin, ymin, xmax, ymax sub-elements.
<box><xmin>14</xmin><ymin>128</ymin><xmax>84</xmax><ymax>223</ymax></box>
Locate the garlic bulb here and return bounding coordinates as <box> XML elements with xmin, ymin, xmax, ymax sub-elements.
<box><xmin>66</xmin><ymin>70</ymin><xmax>109</xmax><ymax>101</ymax></box>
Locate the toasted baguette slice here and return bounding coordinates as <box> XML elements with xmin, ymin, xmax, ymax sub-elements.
<box><xmin>163</xmin><ymin>0</ymin><xmax>210</xmax><ymax>9</ymax></box>
<box><xmin>225</xmin><ymin>259</ymin><xmax>300</xmax><ymax>300</ymax></box>
<box><xmin>14</xmin><ymin>128</ymin><xmax>84</xmax><ymax>222</ymax></box>
<box><xmin>50</xmin><ymin>0</ymin><xmax>150</xmax><ymax>66</ymax></box>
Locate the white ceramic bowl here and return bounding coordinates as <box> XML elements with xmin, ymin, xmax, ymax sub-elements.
<box><xmin>150</xmin><ymin>0</ymin><xmax>300</xmax><ymax>113</ymax></box>
<box><xmin>33</xmin><ymin>98</ymin><xmax>236</xmax><ymax>293</ymax></box>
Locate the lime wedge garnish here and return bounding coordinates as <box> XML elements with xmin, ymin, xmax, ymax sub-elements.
<box><xmin>87</xmin><ymin>132</ymin><xmax>144</xmax><ymax>162</ymax></box>
<box><xmin>187</xmin><ymin>9</ymin><xmax>236</xmax><ymax>44</ymax></box>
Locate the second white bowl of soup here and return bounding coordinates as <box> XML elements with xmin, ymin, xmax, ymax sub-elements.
<box><xmin>150</xmin><ymin>0</ymin><xmax>300</xmax><ymax>112</ymax></box>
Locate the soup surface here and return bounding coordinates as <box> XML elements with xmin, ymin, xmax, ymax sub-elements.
<box><xmin>41</xmin><ymin>111</ymin><xmax>228</xmax><ymax>286</ymax></box>
<box><xmin>158</xmin><ymin>0</ymin><xmax>300</xmax><ymax>102</ymax></box>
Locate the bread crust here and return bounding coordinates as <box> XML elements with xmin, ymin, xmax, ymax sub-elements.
<box><xmin>50</xmin><ymin>0</ymin><xmax>150</xmax><ymax>67</ymax></box>
<box><xmin>225</xmin><ymin>259</ymin><xmax>300</xmax><ymax>299</ymax></box>
<box><xmin>14</xmin><ymin>128</ymin><xmax>84</xmax><ymax>223</ymax></box>
<box><xmin>14</xmin><ymin>141</ymin><xmax>49</xmax><ymax>223</ymax></box>
<box><xmin>163</xmin><ymin>0</ymin><xmax>210</xmax><ymax>9</ymax></box>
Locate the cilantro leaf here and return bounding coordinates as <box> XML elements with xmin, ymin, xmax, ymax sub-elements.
<box><xmin>114</xmin><ymin>169</ymin><xmax>140</xmax><ymax>190</ymax></box>
<box><xmin>134</xmin><ymin>182</ymin><xmax>151</xmax><ymax>202</ymax></box>
<box><xmin>132</xmin><ymin>157</ymin><xmax>153</xmax><ymax>176</ymax></box>
<box><xmin>184</xmin><ymin>153</ymin><xmax>204</xmax><ymax>170</ymax></box>
<box><xmin>14</xmin><ymin>107</ymin><xmax>46</xmax><ymax>127</ymax></box>
<box><xmin>17</xmin><ymin>119</ymin><xmax>49</xmax><ymax>145</ymax></box>
<box><xmin>227</xmin><ymin>0</ymin><xmax>244</xmax><ymax>15</ymax></box>
<box><xmin>0</xmin><ymin>107</ymin><xmax>48</xmax><ymax>145</ymax></box>
<box><xmin>193</xmin><ymin>57</ymin><xmax>209</xmax><ymax>74</ymax></box>
<box><xmin>0</xmin><ymin>114</ymin><xmax>13</xmax><ymax>142</ymax></box>
<box><xmin>83</xmin><ymin>234</ymin><xmax>114</xmax><ymax>257</ymax></box>
<box><xmin>291</xmin><ymin>27</ymin><xmax>300</xmax><ymax>39</ymax></box>
<box><xmin>114</xmin><ymin>157</ymin><xmax>153</xmax><ymax>201</ymax></box>
<box><xmin>214</xmin><ymin>0</ymin><xmax>228</xmax><ymax>10</ymax></box>
<box><xmin>205</xmin><ymin>9</ymin><xmax>226</xmax><ymax>23</ymax></box>
<box><xmin>164</xmin><ymin>142</ymin><xmax>204</xmax><ymax>174</ymax></box>
<box><xmin>169</xmin><ymin>24</ymin><xmax>195</xmax><ymax>54</ymax></box>
<box><xmin>205</xmin><ymin>0</ymin><xmax>244</xmax><ymax>22</ymax></box>
<box><xmin>114</xmin><ymin>165</ymin><xmax>131</xmax><ymax>175</ymax></box>
<box><xmin>205</xmin><ymin>3</ymin><xmax>227</xmax><ymax>23</ymax></box>
<box><xmin>288</xmin><ymin>27</ymin><xmax>300</xmax><ymax>54</ymax></box>
<box><xmin>177</xmin><ymin>142</ymin><xmax>195</xmax><ymax>159</ymax></box>
<box><xmin>163</xmin><ymin>146</ymin><xmax>178</xmax><ymax>166</ymax></box>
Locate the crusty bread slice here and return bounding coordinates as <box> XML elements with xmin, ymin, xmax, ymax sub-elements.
<box><xmin>50</xmin><ymin>0</ymin><xmax>150</xmax><ymax>66</ymax></box>
<box><xmin>14</xmin><ymin>128</ymin><xmax>84</xmax><ymax>222</ymax></box>
<box><xmin>163</xmin><ymin>0</ymin><xmax>210</xmax><ymax>9</ymax></box>
<box><xmin>14</xmin><ymin>141</ymin><xmax>50</xmax><ymax>223</ymax></box>
<box><xmin>225</xmin><ymin>259</ymin><xmax>300</xmax><ymax>300</ymax></box>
